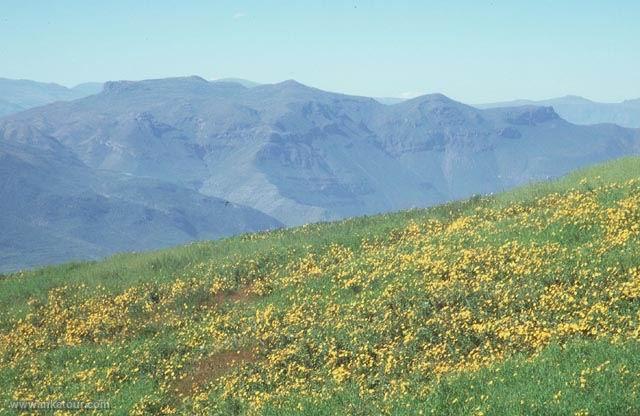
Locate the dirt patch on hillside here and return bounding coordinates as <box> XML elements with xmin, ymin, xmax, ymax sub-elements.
<box><xmin>214</xmin><ymin>285</ymin><xmax>255</xmax><ymax>304</ymax></box>
<box><xmin>173</xmin><ymin>349</ymin><xmax>257</xmax><ymax>397</ymax></box>
<box><xmin>197</xmin><ymin>285</ymin><xmax>257</xmax><ymax>311</ymax></box>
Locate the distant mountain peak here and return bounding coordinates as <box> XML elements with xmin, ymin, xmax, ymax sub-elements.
<box><xmin>0</xmin><ymin>78</ymin><xmax>99</xmax><ymax>116</ymax></box>
<box><xmin>403</xmin><ymin>93</ymin><xmax>458</xmax><ymax>105</ymax></box>
<box><xmin>187</xmin><ymin>75</ymin><xmax>208</xmax><ymax>82</ymax></box>
<box><xmin>559</xmin><ymin>95</ymin><xmax>593</xmax><ymax>103</ymax></box>
<box><xmin>252</xmin><ymin>79</ymin><xmax>324</xmax><ymax>98</ymax></box>
<box><xmin>422</xmin><ymin>93</ymin><xmax>453</xmax><ymax>101</ymax></box>
<box><xmin>280</xmin><ymin>79</ymin><xmax>303</xmax><ymax>85</ymax></box>
<box><xmin>100</xmin><ymin>76</ymin><xmax>222</xmax><ymax>97</ymax></box>
<box><xmin>273</xmin><ymin>79</ymin><xmax>311</xmax><ymax>89</ymax></box>
<box><xmin>0</xmin><ymin>77</ymin><xmax>66</xmax><ymax>89</ymax></box>
<box><xmin>502</xmin><ymin>105</ymin><xmax>560</xmax><ymax>125</ymax></box>
<box><xmin>104</xmin><ymin>76</ymin><xmax>209</xmax><ymax>90</ymax></box>
<box><xmin>477</xmin><ymin>95</ymin><xmax>640</xmax><ymax>128</ymax></box>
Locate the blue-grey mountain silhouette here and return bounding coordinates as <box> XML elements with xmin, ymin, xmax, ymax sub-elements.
<box><xmin>1</xmin><ymin>76</ymin><xmax>639</xmax><ymax>271</ymax></box>
<box><xmin>0</xmin><ymin>78</ymin><xmax>103</xmax><ymax>117</ymax></box>
<box><xmin>477</xmin><ymin>95</ymin><xmax>640</xmax><ymax>128</ymax></box>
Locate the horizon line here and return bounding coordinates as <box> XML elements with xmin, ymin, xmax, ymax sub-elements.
<box><xmin>2</xmin><ymin>74</ymin><xmax>639</xmax><ymax>105</ymax></box>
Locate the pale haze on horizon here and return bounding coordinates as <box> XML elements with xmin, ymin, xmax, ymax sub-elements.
<box><xmin>1</xmin><ymin>0</ymin><xmax>639</xmax><ymax>103</ymax></box>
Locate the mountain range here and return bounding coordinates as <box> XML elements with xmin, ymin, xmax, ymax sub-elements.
<box><xmin>3</xmin><ymin>76</ymin><xmax>639</xmax><ymax>128</ymax></box>
<box><xmin>476</xmin><ymin>95</ymin><xmax>640</xmax><ymax>128</ymax></box>
<box><xmin>0</xmin><ymin>78</ymin><xmax>103</xmax><ymax>117</ymax></box>
<box><xmin>1</xmin><ymin>76</ymin><xmax>640</xmax><ymax>271</ymax></box>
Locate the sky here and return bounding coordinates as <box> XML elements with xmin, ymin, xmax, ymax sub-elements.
<box><xmin>1</xmin><ymin>0</ymin><xmax>639</xmax><ymax>103</ymax></box>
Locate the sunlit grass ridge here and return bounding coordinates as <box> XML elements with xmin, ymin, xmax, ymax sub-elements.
<box><xmin>1</xmin><ymin>156</ymin><xmax>639</xmax><ymax>415</ymax></box>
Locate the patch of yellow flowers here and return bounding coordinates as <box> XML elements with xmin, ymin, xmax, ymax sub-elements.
<box><xmin>1</xmin><ymin>178</ymin><xmax>639</xmax><ymax>414</ymax></box>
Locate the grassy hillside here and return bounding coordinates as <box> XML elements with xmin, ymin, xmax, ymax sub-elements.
<box><xmin>1</xmin><ymin>157</ymin><xmax>640</xmax><ymax>415</ymax></box>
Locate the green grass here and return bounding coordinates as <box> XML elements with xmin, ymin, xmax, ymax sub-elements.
<box><xmin>1</xmin><ymin>156</ymin><xmax>639</xmax><ymax>415</ymax></box>
<box><xmin>256</xmin><ymin>339</ymin><xmax>640</xmax><ymax>416</ymax></box>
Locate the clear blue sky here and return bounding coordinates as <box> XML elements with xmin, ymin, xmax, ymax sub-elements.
<box><xmin>1</xmin><ymin>0</ymin><xmax>639</xmax><ymax>102</ymax></box>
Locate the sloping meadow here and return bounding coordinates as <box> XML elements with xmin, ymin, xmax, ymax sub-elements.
<box><xmin>1</xmin><ymin>157</ymin><xmax>639</xmax><ymax>415</ymax></box>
